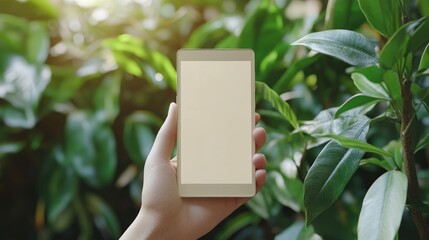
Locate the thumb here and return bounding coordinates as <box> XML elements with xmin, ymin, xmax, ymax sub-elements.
<box><xmin>147</xmin><ymin>102</ymin><xmax>177</xmax><ymax>163</ymax></box>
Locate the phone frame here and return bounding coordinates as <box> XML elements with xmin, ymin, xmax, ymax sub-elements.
<box><xmin>176</xmin><ymin>49</ymin><xmax>256</xmax><ymax>197</ymax></box>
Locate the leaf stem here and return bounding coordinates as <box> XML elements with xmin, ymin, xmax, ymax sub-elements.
<box><xmin>400</xmin><ymin>78</ymin><xmax>429</xmax><ymax>239</ymax></box>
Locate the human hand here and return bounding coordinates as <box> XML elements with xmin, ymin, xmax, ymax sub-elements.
<box><xmin>121</xmin><ymin>102</ymin><xmax>267</xmax><ymax>240</ymax></box>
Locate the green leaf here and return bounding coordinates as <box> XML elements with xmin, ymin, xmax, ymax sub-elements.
<box><xmin>275</xmin><ymin>221</ymin><xmax>316</xmax><ymax>240</ymax></box>
<box><xmin>184</xmin><ymin>18</ymin><xmax>231</xmax><ymax>48</ymax></box>
<box><xmin>353</xmin><ymin>65</ymin><xmax>384</xmax><ymax>83</ymax></box>
<box><xmin>379</xmin><ymin>17</ymin><xmax>428</xmax><ymax>70</ymax></box>
<box><xmin>45</xmin><ymin>165</ymin><xmax>77</xmax><ymax>225</ymax></box>
<box><xmin>86</xmin><ymin>193</ymin><xmax>121</xmax><ymax>239</ymax></box>
<box><xmin>416</xmin><ymin>131</ymin><xmax>429</xmax><ymax>153</ymax></box>
<box><xmin>216</xmin><ymin>212</ymin><xmax>260</xmax><ymax>240</ymax></box>
<box><xmin>299</xmin><ymin>108</ymin><xmax>370</xmax><ymax>148</ymax></box>
<box><xmin>238</xmin><ymin>0</ymin><xmax>284</xmax><ymax>65</ymax></box>
<box><xmin>65</xmin><ymin>112</ymin><xmax>116</xmax><ymax>188</ymax></box>
<box><xmin>360</xmin><ymin>157</ymin><xmax>394</xmax><ymax>171</ymax></box>
<box><xmin>351</xmin><ymin>73</ymin><xmax>390</xmax><ymax>99</ymax></box>
<box><xmin>123</xmin><ymin>111</ymin><xmax>160</xmax><ymax>165</ymax></box>
<box><xmin>292</xmin><ymin>30</ymin><xmax>377</xmax><ymax>66</ymax></box>
<box><xmin>325</xmin><ymin>0</ymin><xmax>365</xmax><ymax>30</ymax></box>
<box><xmin>358</xmin><ymin>171</ymin><xmax>407</xmax><ymax>240</ymax></box>
<box><xmin>93</xmin><ymin>73</ymin><xmax>121</xmax><ymax>123</ymax></box>
<box><xmin>325</xmin><ymin>134</ymin><xmax>392</xmax><ymax>159</ymax></box>
<box><xmin>246</xmin><ymin>186</ymin><xmax>279</xmax><ymax>219</ymax></box>
<box><xmin>273</xmin><ymin>54</ymin><xmax>320</xmax><ymax>92</ymax></box>
<box><xmin>407</xmin><ymin>17</ymin><xmax>429</xmax><ymax>53</ymax></box>
<box><xmin>26</xmin><ymin>22</ymin><xmax>49</xmax><ymax>63</ymax></box>
<box><xmin>335</xmin><ymin>94</ymin><xmax>380</xmax><ymax>117</ymax></box>
<box><xmin>419</xmin><ymin>43</ymin><xmax>429</xmax><ymax>71</ymax></box>
<box><xmin>2</xmin><ymin>105</ymin><xmax>36</xmax><ymax>129</ymax></box>
<box><xmin>268</xmin><ymin>170</ymin><xmax>303</xmax><ymax>212</ymax></box>
<box><xmin>357</xmin><ymin>0</ymin><xmax>401</xmax><ymax>37</ymax></box>
<box><xmin>383</xmin><ymin>70</ymin><xmax>402</xmax><ymax>105</ymax></box>
<box><xmin>304</xmin><ymin>120</ymin><xmax>369</xmax><ymax>224</ymax></box>
<box><xmin>256</xmin><ymin>81</ymin><xmax>299</xmax><ymax>129</ymax></box>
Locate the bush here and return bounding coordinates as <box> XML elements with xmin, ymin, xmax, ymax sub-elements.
<box><xmin>0</xmin><ymin>0</ymin><xmax>428</xmax><ymax>239</ymax></box>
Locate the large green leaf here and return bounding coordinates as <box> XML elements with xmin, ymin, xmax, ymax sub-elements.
<box><xmin>357</xmin><ymin>0</ymin><xmax>401</xmax><ymax>37</ymax></box>
<box><xmin>379</xmin><ymin>17</ymin><xmax>429</xmax><ymax>70</ymax></box>
<box><xmin>256</xmin><ymin>81</ymin><xmax>299</xmax><ymax>129</ymax></box>
<box><xmin>292</xmin><ymin>30</ymin><xmax>377</xmax><ymax>66</ymax></box>
<box><xmin>123</xmin><ymin>111</ymin><xmax>161</xmax><ymax>165</ymax></box>
<box><xmin>304</xmin><ymin>119</ymin><xmax>369</xmax><ymax>224</ymax></box>
<box><xmin>300</xmin><ymin>108</ymin><xmax>371</xmax><ymax>148</ymax></box>
<box><xmin>351</xmin><ymin>73</ymin><xmax>389</xmax><ymax>99</ymax></box>
<box><xmin>358</xmin><ymin>171</ymin><xmax>407</xmax><ymax>240</ymax></box>
<box><xmin>335</xmin><ymin>94</ymin><xmax>381</xmax><ymax>117</ymax></box>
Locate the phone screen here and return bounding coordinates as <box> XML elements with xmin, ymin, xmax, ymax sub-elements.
<box><xmin>179</xmin><ymin>60</ymin><xmax>253</xmax><ymax>185</ymax></box>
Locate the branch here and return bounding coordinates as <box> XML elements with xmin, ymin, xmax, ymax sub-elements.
<box><xmin>400</xmin><ymin>79</ymin><xmax>429</xmax><ymax>239</ymax></box>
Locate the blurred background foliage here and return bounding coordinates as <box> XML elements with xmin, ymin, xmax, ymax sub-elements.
<box><xmin>0</xmin><ymin>0</ymin><xmax>428</xmax><ymax>239</ymax></box>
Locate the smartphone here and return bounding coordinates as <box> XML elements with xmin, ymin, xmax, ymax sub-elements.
<box><xmin>177</xmin><ymin>49</ymin><xmax>255</xmax><ymax>197</ymax></box>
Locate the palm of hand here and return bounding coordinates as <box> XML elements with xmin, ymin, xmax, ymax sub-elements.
<box><xmin>140</xmin><ymin>103</ymin><xmax>267</xmax><ymax>239</ymax></box>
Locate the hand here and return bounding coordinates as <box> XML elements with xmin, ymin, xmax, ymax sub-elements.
<box><xmin>121</xmin><ymin>102</ymin><xmax>267</xmax><ymax>240</ymax></box>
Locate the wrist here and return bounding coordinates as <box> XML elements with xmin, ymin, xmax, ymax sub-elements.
<box><xmin>120</xmin><ymin>209</ymin><xmax>165</xmax><ymax>240</ymax></box>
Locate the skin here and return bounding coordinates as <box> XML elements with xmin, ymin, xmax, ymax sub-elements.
<box><xmin>121</xmin><ymin>102</ymin><xmax>267</xmax><ymax>239</ymax></box>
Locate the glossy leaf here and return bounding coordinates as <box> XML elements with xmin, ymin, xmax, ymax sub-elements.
<box><xmin>123</xmin><ymin>111</ymin><xmax>160</xmax><ymax>165</ymax></box>
<box><xmin>335</xmin><ymin>94</ymin><xmax>380</xmax><ymax>117</ymax></box>
<box><xmin>419</xmin><ymin>43</ymin><xmax>429</xmax><ymax>71</ymax></box>
<box><xmin>300</xmin><ymin>108</ymin><xmax>370</xmax><ymax>148</ymax></box>
<box><xmin>325</xmin><ymin>134</ymin><xmax>392</xmax><ymax>159</ymax></box>
<box><xmin>360</xmin><ymin>157</ymin><xmax>394</xmax><ymax>171</ymax></box>
<box><xmin>351</xmin><ymin>73</ymin><xmax>389</xmax><ymax>99</ymax></box>
<box><xmin>379</xmin><ymin>18</ymin><xmax>428</xmax><ymax>70</ymax></box>
<box><xmin>256</xmin><ymin>81</ymin><xmax>299</xmax><ymax>129</ymax></box>
<box><xmin>353</xmin><ymin>65</ymin><xmax>383</xmax><ymax>83</ymax></box>
<box><xmin>304</xmin><ymin>120</ymin><xmax>369</xmax><ymax>224</ymax></box>
<box><xmin>26</xmin><ymin>22</ymin><xmax>49</xmax><ymax>63</ymax></box>
<box><xmin>86</xmin><ymin>193</ymin><xmax>121</xmax><ymax>239</ymax></box>
<box><xmin>358</xmin><ymin>171</ymin><xmax>407</xmax><ymax>240</ymax></box>
<box><xmin>357</xmin><ymin>0</ymin><xmax>401</xmax><ymax>37</ymax></box>
<box><xmin>292</xmin><ymin>30</ymin><xmax>377</xmax><ymax>66</ymax></box>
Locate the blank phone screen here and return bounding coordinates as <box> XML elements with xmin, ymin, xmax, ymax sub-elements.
<box><xmin>179</xmin><ymin>60</ymin><xmax>253</xmax><ymax>184</ymax></box>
